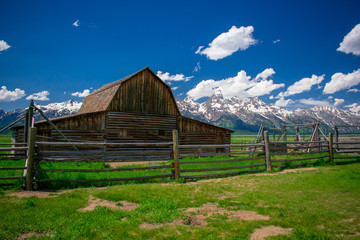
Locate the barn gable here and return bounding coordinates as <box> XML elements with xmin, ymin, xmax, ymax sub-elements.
<box><xmin>78</xmin><ymin>67</ymin><xmax>180</xmax><ymax>116</ymax></box>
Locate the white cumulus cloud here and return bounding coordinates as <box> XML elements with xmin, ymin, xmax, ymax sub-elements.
<box><xmin>187</xmin><ymin>68</ymin><xmax>284</xmax><ymax>100</ymax></box>
<box><xmin>334</xmin><ymin>98</ymin><xmax>345</xmax><ymax>107</ymax></box>
<box><xmin>157</xmin><ymin>71</ymin><xmax>193</xmax><ymax>82</ymax></box>
<box><xmin>345</xmin><ymin>103</ymin><xmax>360</xmax><ymax>114</ymax></box>
<box><xmin>0</xmin><ymin>86</ymin><xmax>25</xmax><ymax>102</ymax></box>
<box><xmin>26</xmin><ymin>91</ymin><xmax>50</xmax><ymax>101</ymax></box>
<box><xmin>275</xmin><ymin>96</ymin><xmax>294</xmax><ymax>107</ymax></box>
<box><xmin>71</xmin><ymin>89</ymin><xmax>91</xmax><ymax>97</ymax></box>
<box><xmin>347</xmin><ymin>88</ymin><xmax>360</xmax><ymax>93</ymax></box>
<box><xmin>73</xmin><ymin>19</ymin><xmax>80</xmax><ymax>27</ymax></box>
<box><xmin>195</xmin><ymin>26</ymin><xmax>256</xmax><ymax>60</ymax></box>
<box><xmin>280</xmin><ymin>74</ymin><xmax>325</xmax><ymax>97</ymax></box>
<box><xmin>337</xmin><ymin>24</ymin><xmax>360</xmax><ymax>56</ymax></box>
<box><xmin>299</xmin><ymin>98</ymin><xmax>331</xmax><ymax>107</ymax></box>
<box><xmin>0</xmin><ymin>40</ymin><xmax>11</xmax><ymax>52</ymax></box>
<box><xmin>255</xmin><ymin>68</ymin><xmax>275</xmax><ymax>81</ymax></box>
<box><xmin>323</xmin><ymin>68</ymin><xmax>360</xmax><ymax>94</ymax></box>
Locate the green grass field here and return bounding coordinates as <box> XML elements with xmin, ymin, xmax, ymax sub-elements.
<box><xmin>1</xmin><ymin>135</ymin><xmax>360</xmax><ymax>239</ymax></box>
<box><xmin>1</xmin><ymin>135</ymin><xmax>359</xmax><ymax>190</ymax></box>
<box><xmin>0</xmin><ymin>163</ymin><xmax>359</xmax><ymax>239</ymax></box>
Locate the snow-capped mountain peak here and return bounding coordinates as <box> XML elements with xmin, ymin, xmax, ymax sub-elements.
<box><xmin>0</xmin><ymin>100</ymin><xmax>82</xmax><ymax>132</ymax></box>
<box><xmin>177</xmin><ymin>96</ymin><xmax>360</xmax><ymax>132</ymax></box>
<box><xmin>36</xmin><ymin>100</ymin><xmax>82</xmax><ymax>115</ymax></box>
<box><xmin>1</xmin><ymin>98</ymin><xmax>359</xmax><ymax>133</ymax></box>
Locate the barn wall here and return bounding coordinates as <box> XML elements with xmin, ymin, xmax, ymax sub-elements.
<box><xmin>14</xmin><ymin>112</ymin><xmax>106</xmax><ymax>143</ymax></box>
<box><xmin>179</xmin><ymin>117</ymin><xmax>232</xmax><ymax>153</ymax></box>
<box><xmin>108</xmin><ymin>70</ymin><xmax>180</xmax><ymax>116</ymax></box>
<box><xmin>105</xmin><ymin>112</ymin><xmax>177</xmax><ymax>144</ymax></box>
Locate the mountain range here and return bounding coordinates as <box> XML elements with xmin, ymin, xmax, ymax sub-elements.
<box><xmin>1</xmin><ymin>94</ymin><xmax>360</xmax><ymax>134</ymax></box>
<box><xmin>176</xmin><ymin>91</ymin><xmax>360</xmax><ymax>133</ymax></box>
<box><xmin>0</xmin><ymin>100</ymin><xmax>81</xmax><ymax>133</ymax></box>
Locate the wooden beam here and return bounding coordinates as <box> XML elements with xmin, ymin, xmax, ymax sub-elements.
<box><xmin>264</xmin><ymin>131</ymin><xmax>271</xmax><ymax>171</ymax></box>
<box><xmin>26</xmin><ymin>127</ymin><xmax>36</xmax><ymax>191</ymax></box>
<box><xmin>172</xmin><ymin>130</ymin><xmax>180</xmax><ymax>180</ymax></box>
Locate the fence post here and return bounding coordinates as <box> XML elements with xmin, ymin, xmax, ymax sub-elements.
<box><xmin>264</xmin><ymin>131</ymin><xmax>271</xmax><ymax>171</ymax></box>
<box><xmin>329</xmin><ymin>132</ymin><xmax>334</xmax><ymax>164</ymax></box>
<box><xmin>26</xmin><ymin>127</ymin><xmax>37</xmax><ymax>190</ymax></box>
<box><xmin>334</xmin><ymin>126</ymin><xmax>339</xmax><ymax>150</ymax></box>
<box><xmin>172</xmin><ymin>130</ymin><xmax>180</xmax><ymax>181</ymax></box>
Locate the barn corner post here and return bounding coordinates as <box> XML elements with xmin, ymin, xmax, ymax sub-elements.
<box><xmin>26</xmin><ymin>127</ymin><xmax>37</xmax><ymax>191</ymax></box>
<box><xmin>264</xmin><ymin>131</ymin><xmax>271</xmax><ymax>171</ymax></box>
<box><xmin>172</xmin><ymin>130</ymin><xmax>180</xmax><ymax>181</ymax></box>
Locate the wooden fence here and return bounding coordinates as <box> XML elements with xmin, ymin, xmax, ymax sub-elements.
<box><xmin>1</xmin><ymin>129</ymin><xmax>360</xmax><ymax>190</ymax></box>
<box><xmin>0</xmin><ymin>142</ymin><xmax>28</xmax><ymax>187</ymax></box>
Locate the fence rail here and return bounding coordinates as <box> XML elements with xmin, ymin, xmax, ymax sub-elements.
<box><xmin>0</xmin><ymin>143</ymin><xmax>28</xmax><ymax>187</ymax></box>
<box><xmin>1</xmin><ymin>129</ymin><xmax>360</xmax><ymax>190</ymax></box>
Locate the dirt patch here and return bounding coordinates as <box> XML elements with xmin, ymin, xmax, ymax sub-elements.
<box><xmin>118</xmin><ymin>200</ymin><xmax>139</xmax><ymax>211</ymax></box>
<box><xmin>107</xmin><ymin>161</ymin><xmax>167</xmax><ymax>168</ymax></box>
<box><xmin>317</xmin><ymin>225</ymin><xmax>326</xmax><ymax>229</ymax></box>
<box><xmin>254</xmin><ymin>167</ymin><xmax>318</xmax><ymax>176</ymax></box>
<box><xmin>139</xmin><ymin>216</ymin><xmax>206</xmax><ymax>230</ymax></box>
<box><xmin>342</xmin><ymin>218</ymin><xmax>355</xmax><ymax>222</ymax></box>
<box><xmin>17</xmin><ymin>232</ymin><xmax>54</xmax><ymax>239</ymax></box>
<box><xmin>185</xmin><ymin>203</ymin><xmax>270</xmax><ymax>221</ymax></box>
<box><xmin>8</xmin><ymin>189</ymin><xmax>74</xmax><ymax>198</ymax></box>
<box><xmin>78</xmin><ymin>195</ymin><xmax>138</xmax><ymax>212</ymax></box>
<box><xmin>139</xmin><ymin>203</ymin><xmax>270</xmax><ymax>230</ymax></box>
<box><xmin>139</xmin><ymin>223</ymin><xmax>164</xmax><ymax>230</ymax></box>
<box><xmin>186</xmin><ymin>215</ymin><xmax>208</xmax><ymax>227</ymax></box>
<box><xmin>250</xmin><ymin>225</ymin><xmax>293</xmax><ymax>240</ymax></box>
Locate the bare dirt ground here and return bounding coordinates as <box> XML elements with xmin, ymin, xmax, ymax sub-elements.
<box><xmin>78</xmin><ymin>195</ymin><xmax>138</xmax><ymax>212</ymax></box>
<box><xmin>250</xmin><ymin>225</ymin><xmax>293</xmax><ymax>240</ymax></box>
<box><xmin>253</xmin><ymin>167</ymin><xmax>318</xmax><ymax>176</ymax></box>
<box><xmin>139</xmin><ymin>202</ymin><xmax>270</xmax><ymax>230</ymax></box>
<box><xmin>185</xmin><ymin>203</ymin><xmax>270</xmax><ymax>221</ymax></box>
<box><xmin>8</xmin><ymin>189</ymin><xmax>75</xmax><ymax>198</ymax></box>
<box><xmin>17</xmin><ymin>232</ymin><xmax>54</xmax><ymax>240</ymax></box>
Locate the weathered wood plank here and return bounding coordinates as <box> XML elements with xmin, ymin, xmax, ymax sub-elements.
<box><xmin>35</xmin><ymin>173</ymin><xmax>173</xmax><ymax>183</ymax></box>
<box><xmin>37</xmin><ymin>165</ymin><xmax>172</xmax><ymax>172</ymax></box>
<box><xmin>0</xmin><ymin>147</ymin><xmax>28</xmax><ymax>151</ymax></box>
<box><xmin>180</xmin><ymin>156</ymin><xmax>265</xmax><ymax>165</ymax></box>
<box><xmin>0</xmin><ymin>167</ymin><xmax>27</xmax><ymax>170</ymax></box>
<box><xmin>180</xmin><ymin>163</ymin><xmax>266</xmax><ymax>173</ymax></box>
<box><xmin>0</xmin><ymin>176</ymin><xmax>25</xmax><ymax>180</ymax></box>
<box><xmin>182</xmin><ymin>168</ymin><xmax>266</xmax><ymax>179</ymax></box>
<box><xmin>36</xmin><ymin>141</ymin><xmax>173</xmax><ymax>147</ymax></box>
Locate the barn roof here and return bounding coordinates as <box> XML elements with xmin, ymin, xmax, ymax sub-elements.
<box><xmin>77</xmin><ymin>67</ymin><xmax>180</xmax><ymax>115</ymax></box>
<box><xmin>181</xmin><ymin>116</ymin><xmax>235</xmax><ymax>133</ymax></box>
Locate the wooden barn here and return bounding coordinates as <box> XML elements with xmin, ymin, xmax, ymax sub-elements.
<box><xmin>12</xmin><ymin>67</ymin><xmax>233</xmax><ymax>152</ymax></box>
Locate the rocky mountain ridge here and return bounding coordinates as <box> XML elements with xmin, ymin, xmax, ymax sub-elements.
<box><xmin>0</xmin><ymin>100</ymin><xmax>82</xmax><ymax>132</ymax></box>
<box><xmin>1</xmin><ymin>96</ymin><xmax>360</xmax><ymax>133</ymax></box>
<box><xmin>176</xmin><ymin>92</ymin><xmax>360</xmax><ymax>132</ymax></box>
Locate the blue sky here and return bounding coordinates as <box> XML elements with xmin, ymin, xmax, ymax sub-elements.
<box><xmin>1</xmin><ymin>0</ymin><xmax>360</xmax><ymax>112</ymax></box>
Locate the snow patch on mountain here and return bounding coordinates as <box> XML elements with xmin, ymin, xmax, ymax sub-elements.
<box><xmin>35</xmin><ymin>100</ymin><xmax>82</xmax><ymax>118</ymax></box>
<box><xmin>176</xmin><ymin>91</ymin><xmax>360</xmax><ymax>132</ymax></box>
<box><xmin>0</xmin><ymin>100</ymin><xmax>82</xmax><ymax>131</ymax></box>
